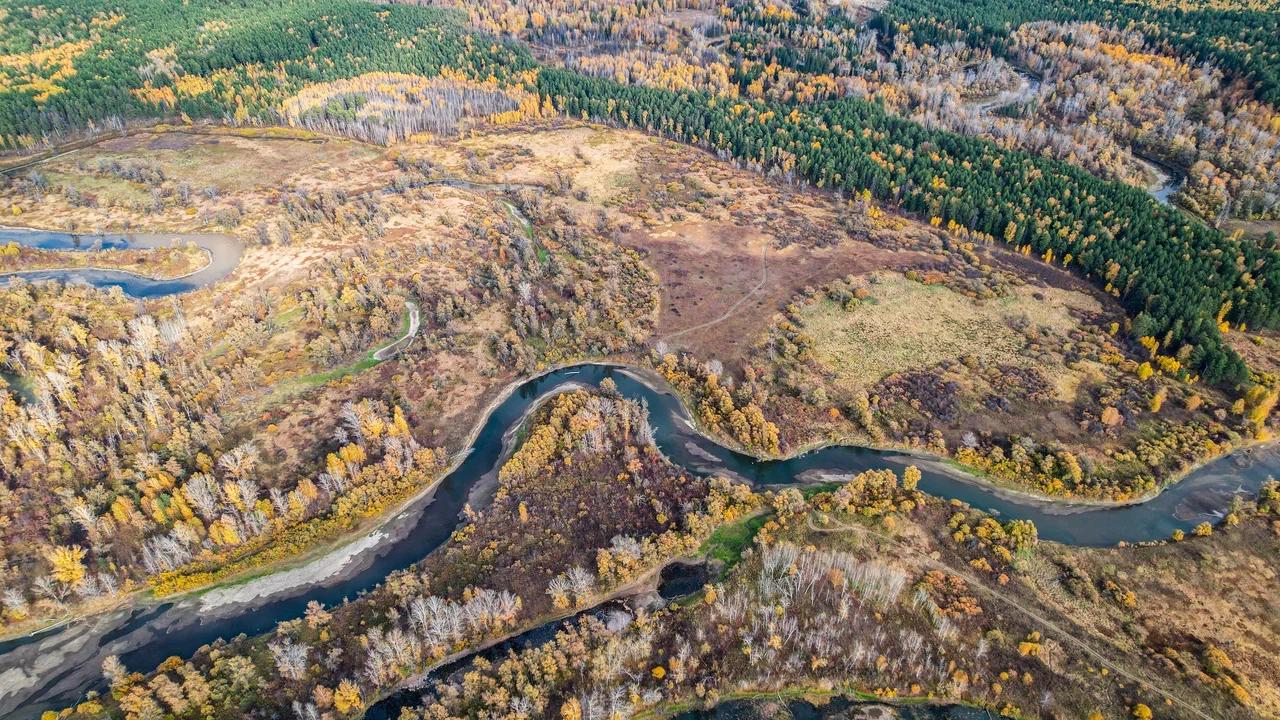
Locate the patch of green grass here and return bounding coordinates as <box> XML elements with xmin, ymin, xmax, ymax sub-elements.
<box><xmin>700</xmin><ymin>512</ymin><xmax>768</xmax><ymax>568</ymax></box>
<box><xmin>292</xmin><ymin>355</ymin><xmax>379</xmax><ymax>389</ymax></box>
<box><xmin>800</xmin><ymin>481</ymin><xmax>842</xmax><ymax>499</ymax></box>
<box><xmin>257</xmin><ymin>302</ymin><xmax>414</xmax><ymax>407</ymax></box>
<box><xmin>272</xmin><ymin>305</ymin><xmax>305</xmax><ymax>328</ymax></box>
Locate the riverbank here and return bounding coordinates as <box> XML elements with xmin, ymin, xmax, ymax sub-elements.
<box><xmin>0</xmin><ymin>359</ymin><xmax>620</xmax><ymax>645</ymax></box>
<box><xmin>641</xmin><ymin>359</ymin><xmax>1273</xmax><ymax>512</ymax></box>
<box><xmin>0</xmin><ymin>225</ymin><xmax>243</xmax><ymax>297</ymax></box>
<box><xmin>0</xmin><ymin>355</ymin><xmax>1267</xmax><ymax>645</ymax></box>
<box><xmin>4</xmin><ymin>361</ymin><xmax>1276</xmax><ymax>718</ymax></box>
<box><xmin>2</xmin><ymin>243</ymin><xmax>210</xmax><ymax>280</ymax></box>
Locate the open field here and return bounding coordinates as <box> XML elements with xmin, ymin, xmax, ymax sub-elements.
<box><xmin>800</xmin><ymin>272</ymin><xmax>1100</xmax><ymax>391</ymax></box>
<box><xmin>412</xmin><ymin>122</ymin><xmax>939</xmax><ymax>361</ymax></box>
<box><xmin>1227</xmin><ymin>331</ymin><xmax>1280</xmax><ymax>376</ymax></box>
<box><xmin>42</xmin><ymin>130</ymin><xmax>384</xmax><ymax>196</ymax></box>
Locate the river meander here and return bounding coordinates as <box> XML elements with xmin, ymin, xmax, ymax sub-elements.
<box><xmin>0</xmin><ymin>226</ymin><xmax>241</xmax><ymax>297</ymax></box>
<box><xmin>1</xmin><ymin>364</ymin><xmax>1276</xmax><ymax>719</ymax></box>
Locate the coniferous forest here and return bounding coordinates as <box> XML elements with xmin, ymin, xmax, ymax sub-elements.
<box><xmin>3</xmin><ymin>1</ymin><xmax>1280</xmax><ymax>720</ymax></box>
<box><xmin>3</xmin><ymin>0</ymin><xmax>1276</xmax><ymax>385</ymax></box>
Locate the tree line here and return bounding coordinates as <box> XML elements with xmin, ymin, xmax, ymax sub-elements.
<box><xmin>535</xmin><ymin>68</ymin><xmax>1280</xmax><ymax>386</ymax></box>
<box><xmin>872</xmin><ymin>0</ymin><xmax>1280</xmax><ymax>109</ymax></box>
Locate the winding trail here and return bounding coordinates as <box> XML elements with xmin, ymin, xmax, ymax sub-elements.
<box><xmin>657</xmin><ymin>243</ymin><xmax>769</xmax><ymax>347</ymax></box>
<box><xmin>806</xmin><ymin>513</ymin><xmax>1215</xmax><ymax>720</ymax></box>
<box><xmin>373</xmin><ymin>301</ymin><xmax>421</xmax><ymax>361</ymax></box>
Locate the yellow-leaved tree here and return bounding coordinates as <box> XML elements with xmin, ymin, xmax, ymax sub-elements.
<box><xmin>47</xmin><ymin>545</ymin><xmax>87</xmax><ymax>586</ymax></box>
<box><xmin>334</xmin><ymin>679</ymin><xmax>362</xmax><ymax>714</ymax></box>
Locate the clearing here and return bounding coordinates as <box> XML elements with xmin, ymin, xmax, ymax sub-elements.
<box><xmin>801</xmin><ymin>271</ymin><xmax>1100</xmax><ymax>393</ymax></box>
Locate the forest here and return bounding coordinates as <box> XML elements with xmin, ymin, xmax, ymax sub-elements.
<box><xmin>2</xmin><ymin>0</ymin><xmax>1280</xmax><ymax>719</ymax></box>
<box><xmin>0</xmin><ymin>0</ymin><xmax>532</xmax><ymax>148</ymax></box>
<box><xmin>873</xmin><ymin>0</ymin><xmax>1280</xmax><ymax>108</ymax></box>
<box><xmin>536</xmin><ymin>68</ymin><xmax>1279</xmax><ymax>385</ymax></box>
<box><xmin>4</xmin><ymin>0</ymin><xmax>1280</xmax><ymax>388</ymax></box>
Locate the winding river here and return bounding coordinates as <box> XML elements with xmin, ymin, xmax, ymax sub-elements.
<box><xmin>0</xmin><ymin>188</ymin><xmax>1261</xmax><ymax>719</ymax></box>
<box><xmin>0</xmin><ymin>226</ymin><xmax>242</xmax><ymax>297</ymax></box>
<box><xmin>1</xmin><ymin>365</ymin><xmax>1278</xmax><ymax>719</ymax></box>
<box><xmin>962</xmin><ymin>70</ymin><xmax>1184</xmax><ymax>205</ymax></box>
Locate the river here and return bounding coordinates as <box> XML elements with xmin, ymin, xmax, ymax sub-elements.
<box><xmin>1133</xmin><ymin>153</ymin><xmax>1186</xmax><ymax>207</ymax></box>
<box><xmin>1</xmin><ymin>364</ymin><xmax>1276</xmax><ymax>719</ymax></box>
<box><xmin>672</xmin><ymin>698</ymin><xmax>989</xmax><ymax>719</ymax></box>
<box><xmin>0</xmin><ymin>226</ymin><xmax>242</xmax><ymax>297</ymax></box>
<box><xmin>961</xmin><ymin>70</ymin><xmax>1184</xmax><ymax>205</ymax></box>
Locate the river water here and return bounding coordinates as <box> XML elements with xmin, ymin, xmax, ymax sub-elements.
<box><xmin>962</xmin><ymin>71</ymin><xmax>1184</xmax><ymax>205</ymax></box>
<box><xmin>673</xmin><ymin>697</ymin><xmax>990</xmax><ymax>719</ymax></box>
<box><xmin>1</xmin><ymin>365</ymin><xmax>1276</xmax><ymax>719</ymax></box>
<box><xmin>0</xmin><ymin>226</ymin><xmax>242</xmax><ymax>297</ymax></box>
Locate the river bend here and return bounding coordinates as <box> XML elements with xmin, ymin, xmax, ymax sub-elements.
<box><xmin>1</xmin><ymin>364</ymin><xmax>1276</xmax><ymax>719</ymax></box>
<box><xmin>0</xmin><ymin>226</ymin><xmax>241</xmax><ymax>297</ymax></box>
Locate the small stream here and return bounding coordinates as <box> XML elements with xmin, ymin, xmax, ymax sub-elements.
<box><xmin>366</xmin><ymin>601</ymin><xmax>637</xmax><ymax>720</ymax></box>
<box><xmin>367</xmin><ymin>561</ymin><xmax>708</xmax><ymax>717</ymax></box>
<box><xmin>1132</xmin><ymin>153</ymin><xmax>1186</xmax><ymax>207</ymax></box>
<box><xmin>961</xmin><ymin>71</ymin><xmax>1183</xmax><ymax>205</ymax></box>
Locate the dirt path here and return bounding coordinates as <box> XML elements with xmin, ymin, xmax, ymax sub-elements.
<box><xmin>657</xmin><ymin>243</ymin><xmax>769</xmax><ymax>347</ymax></box>
<box><xmin>373</xmin><ymin>300</ymin><xmax>421</xmax><ymax>361</ymax></box>
<box><xmin>805</xmin><ymin>513</ymin><xmax>1215</xmax><ymax>720</ymax></box>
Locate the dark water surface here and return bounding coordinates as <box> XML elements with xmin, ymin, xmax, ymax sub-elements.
<box><xmin>0</xmin><ymin>226</ymin><xmax>241</xmax><ymax>297</ymax></box>
<box><xmin>2</xmin><ymin>365</ymin><xmax>1276</xmax><ymax>719</ymax></box>
<box><xmin>673</xmin><ymin>697</ymin><xmax>991</xmax><ymax>719</ymax></box>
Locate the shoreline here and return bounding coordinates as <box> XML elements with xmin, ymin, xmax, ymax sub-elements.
<box><xmin>0</xmin><ymin>247</ymin><xmax>215</xmax><ymax>283</ymax></box>
<box><xmin>0</xmin><ymin>224</ymin><xmax>243</xmax><ymax>295</ymax></box>
<box><xmin>638</xmin><ymin>363</ymin><xmax>1274</xmax><ymax>510</ymax></box>
<box><xmin>2</xmin><ymin>357</ymin><xmax>1271</xmax><ymax>643</ymax></box>
<box><xmin>0</xmin><ymin>359</ymin><xmax>631</xmax><ymax>643</ymax></box>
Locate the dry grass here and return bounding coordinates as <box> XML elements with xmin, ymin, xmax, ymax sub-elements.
<box><xmin>428</xmin><ymin>124</ymin><xmax>642</xmax><ymax>204</ymax></box>
<box><xmin>1031</xmin><ymin>521</ymin><xmax>1280</xmax><ymax>718</ymax></box>
<box><xmin>424</xmin><ymin>121</ymin><xmax>943</xmax><ymax>361</ymax></box>
<box><xmin>1226</xmin><ymin>330</ymin><xmax>1280</xmax><ymax>376</ymax></box>
<box><xmin>66</xmin><ymin>131</ymin><xmax>385</xmax><ymax>193</ymax></box>
<box><xmin>628</xmin><ymin>221</ymin><xmax>933</xmax><ymax>361</ymax></box>
<box><xmin>7</xmin><ymin>129</ymin><xmax>392</xmax><ymax>239</ymax></box>
<box><xmin>801</xmin><ymin>272</ymin><xmax>1100</xmax><ymax>388</ymax></box>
